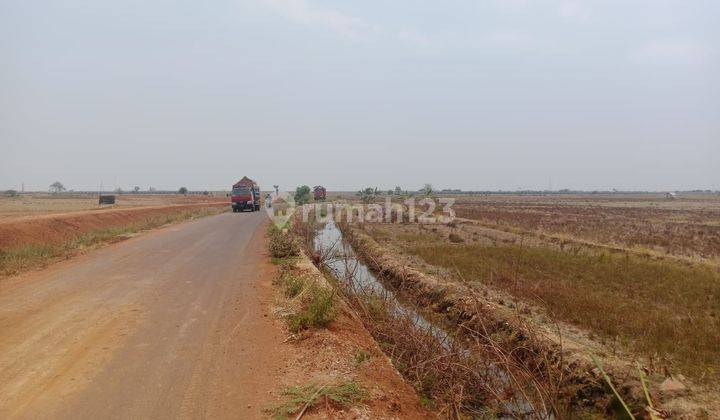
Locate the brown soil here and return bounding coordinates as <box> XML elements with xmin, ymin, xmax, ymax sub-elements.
<box><xmin>0</xmin><ymin>202</ymin><xmax>227</xmax><ymax>251</ymax></box>
<box><xmin>269</xmin><ymin>254</ymin><xmax>432</xmax><ymax>419</ymax></box>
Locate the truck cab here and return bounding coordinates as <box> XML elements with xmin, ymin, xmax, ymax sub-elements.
<box><xmin>231</xmin><ymin>177</ymin><xmax>261</xmax><ymax>212</ymax></box>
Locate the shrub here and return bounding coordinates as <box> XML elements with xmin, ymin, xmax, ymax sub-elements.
<box><xmin>288</xmin><ymin>285</ymin><xmax>336</xmax><ymax>332</ymax></box>
<box><xmin>3</xmin><ymin>189</ymin><xmax>18</xmax><ymax>197</ymax></box>
<box><xmin>356</xmin><ymin>187</ymin><xmax>376</xmax><ymax>204</ymax></box>
<box><xmin>267</xmin><ymin>225</ymin><xmax>300</xmax><ymax>258</ymax></box>
<box><xmin>448</xmin><ymin>233</ymin><xmax>464</xmax><ymax>243</ymax></box>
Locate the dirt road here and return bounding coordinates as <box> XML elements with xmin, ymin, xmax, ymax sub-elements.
<box><xmin>0</xmin><ymin>211</ymin><xmax>287</xmax><ymax>419</ymax></box>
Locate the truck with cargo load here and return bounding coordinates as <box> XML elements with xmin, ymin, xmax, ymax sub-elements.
<box><xmin>231</xmin><ymin>176</ymin><xmax>261</xmax><ymax>212</ymax></box>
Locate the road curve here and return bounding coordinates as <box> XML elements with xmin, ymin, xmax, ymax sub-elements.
<box><xmin>0</xmin><ymin>211</ymin><xmax>286</xmax><ymax>419</ymax></box>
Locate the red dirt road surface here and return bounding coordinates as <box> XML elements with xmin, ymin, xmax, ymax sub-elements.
<box><xmin>0</xmin><ymin>211</ymin><xmax>285</xmax><ymax>418</ymax></box>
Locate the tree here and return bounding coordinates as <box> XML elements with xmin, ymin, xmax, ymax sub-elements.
<box><xmin>49</xmin><ymin>181</ymin><xmax>65</xmax><ymax>194</ymax></box>
<box><xmin>294</xmin><ymin>185</ymin><xmax>311</xmax><ymax>204</ymax></box>
<box><xmin>420</xmin><ymin>183</ymin><xmax>433</xmax><ymax>196</ymax></box>
<box><xmin>273</xmin><ymin>185</ymin><xmax>279</xmax><ymax>195</ymax></box>
<box><xmin>394</xmin><ymin>186</ymin><xmax>403</xmax><ymax>195</ymax></box>
<box><xmin>387</xmin><ymin>189</ymin><xmax>394</xmax><ymax>196</ymax></box>
<box><xmin>3</xmin><ymin>189</ymin><xmax>18</xmax><ymax>197</ymax></box>
<box><xmin>178</xmin><ymin>187</ymin><xmax>188</xmax><ymax>195</ymax></box>
<box><xmin>133</xmin><ymin>186</ymin><xmax>140</xmax><ymax>193</ymax></box>
<box><xmin>357</xmin><ymin>187</ymin><xmax>376</xmax><ymax>204</ymax></box>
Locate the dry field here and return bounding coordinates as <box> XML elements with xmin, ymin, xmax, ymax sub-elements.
<box><xmin>452</xmin><ymin>193</ymin><xmax>720</xmax><ymax>263</ymax></box>
<box><xmin>358</xmin><ymin>194</ymin><xmax>720</xmax><ymax>388</ymax></box>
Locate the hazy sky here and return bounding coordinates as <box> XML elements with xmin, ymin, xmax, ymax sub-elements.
<box><xmin>1</xmin><ymin>0</ymin><xmax>718</xmax><ymax>192</ymax></box>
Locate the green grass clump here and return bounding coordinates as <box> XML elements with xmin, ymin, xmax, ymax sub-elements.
<box><xmin>277</xmin><ymin>272</ymin><xmax>305</xmax><ymax>298</ymax></box>
<box><xmin>271</xmin><ymin>380</ymin><xmax>366</xmax><ymax>418</ymax></box>
<box><xmin>354</xmin><ymin>348</ymin><xmax>372</xmax><ymax>365</ymax></box>
<box><xmin>288</xmin><ymin>285</ymin><xmax>336</xmax><ymax>332</ymax></box>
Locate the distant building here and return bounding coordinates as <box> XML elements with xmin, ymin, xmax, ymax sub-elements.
<box><xmin>313</xmin><ymin>186</ymin><xmax>326</xmax><ymax>201</ymax></box>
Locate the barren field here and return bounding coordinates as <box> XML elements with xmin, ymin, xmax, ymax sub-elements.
<box><xmin>452</xmin><ymin>193</ymin><xmax>720</xmax><ymax>263</ymax></box>
<box><xmin>321</xmin><ymin>194</ymin><xmax>720</xmax><ymax>417</ymax></box>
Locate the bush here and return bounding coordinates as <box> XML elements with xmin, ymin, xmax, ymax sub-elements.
<box><xmin>3</xmin><ymin>190</ymin><xmax>18</xmax><ymax>197</ymax></box>
<box><xmin>356</xmin><ymin>187</ymin><xmax>376</xmax><ymax>204</ymax></box>
<box><xmin>448</xmin><ymin>233</ymin><xmax>464</xmax><ymax>243</ymax></box>
<box><xmin>288</xmin><ymin>285</ymin><xmax>336</xmax><ymax>332</ymax></box>
<box><xmin>267</xmin><ymin>225</ymin><xmax>300</xmax><ymax>258</ymax></box>
<box><xmin>294</xmin><ymin>185</ymin><xmax>311</xmax><ymax>205</ymax></box>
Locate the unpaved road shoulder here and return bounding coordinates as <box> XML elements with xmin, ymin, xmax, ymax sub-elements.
<box><xmin>0</xmin><ymin>211</ymin><xmax>287</xmax><ymax>418</ymax></box>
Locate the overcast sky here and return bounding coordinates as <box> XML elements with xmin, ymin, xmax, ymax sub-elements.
<box><xmin>1</xmin><ymin>0</ymin><xmax>718</xmax><ymax>192</ymax></box>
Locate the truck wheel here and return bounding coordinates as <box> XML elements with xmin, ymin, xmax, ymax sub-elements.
<box><xmin>255</xmin><ymin>205</ymin><xmax>260</xmax><ymax>211</ymax></box>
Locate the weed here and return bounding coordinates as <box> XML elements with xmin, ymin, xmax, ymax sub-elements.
<box><xmin>267</xmin><ymin>224</ymin><xmax>300</xmax><ymax>258</ymax></box>
<box><xmin>281</xmin><ymin>273</ymin><xmax>306</xmax><ymax>298</ymax></box>
<box><xmin>0</xmin><ymin>244</ymin><xmax>57</xmax><ymax>276</ymax></box>
<box><xmin>354</xmin><ymin>348</ymin><xmax>371</xmax><ymax>365</ymax></box>
<box><xmin>271</xmin><ymin>380</ymin><xmax>367</xmax><ymax>418</ymax></box>
<box><xmin>288</xmin><ymin>285</ymin><xmax>336</xmax><ymax>332</ymax></box>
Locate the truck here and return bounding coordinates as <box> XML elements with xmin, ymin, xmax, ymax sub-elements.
<box><xmin>231</xmin><ymin>176</ymin><xmax>261</xmax><ymax>212</ymax></box>
<box><xmin>313</xmin><ymin>185</ymin><xmax>326</xmax><ymax>202</ymax></box>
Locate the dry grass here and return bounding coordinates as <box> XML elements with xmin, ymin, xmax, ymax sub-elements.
<box><xmin>292</xmin><ymin>215</ymin><xmax>616</xmax><ymax>418</ymax></box>
<box><xmin>356</xmin><ymin>195</ymin><xmax>720</xmax><ymax>383</ymax></box>
<box><xmin>454</xmin><ymin>198</ymin><xmax>720</xmax><ymax>260</ymax></box>
<box><xmin>341</xmin><ymin>287</ymin><xmax>576</xmax><ymax>418</ymax></box>
<box><xmin>402</xmin><ymin>241</ymin><xmax>720</xmax><ymax>383</ymax></box>
<box><xmin>270</xmin><ymin>380</ymin><xmax>367</xmax><ymax>419</ymax></box>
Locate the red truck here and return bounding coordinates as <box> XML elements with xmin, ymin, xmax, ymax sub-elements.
<box><xmin>313</xmin><ymin>186</ymin><xmax>326</xmax><ymax>201</ymax></box>
<box><xmin>231</xmin><ymin>176</ymin><xmax>261</xmax><ymax>212</ymax></box>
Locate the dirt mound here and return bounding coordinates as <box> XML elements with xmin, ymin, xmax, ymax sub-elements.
<box><xmin>0</xmin><ymin>203</ymin><xmax>226</xmax><ymax>251</ymax></box>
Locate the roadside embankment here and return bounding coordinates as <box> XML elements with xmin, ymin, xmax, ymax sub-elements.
<box><xmin>265</xmin><ymin>224</ymin><xmax>430</xmax><ymax>419</ymax></box>
<box><xmin>0</xmin><ymin>203</ymin><xmax>227</xmax><ymax>278</ymax></box>
<box><xmin>0</xmin><ymin>203</ymin><xmax>227</xmax><ymax>251</ymax></box>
